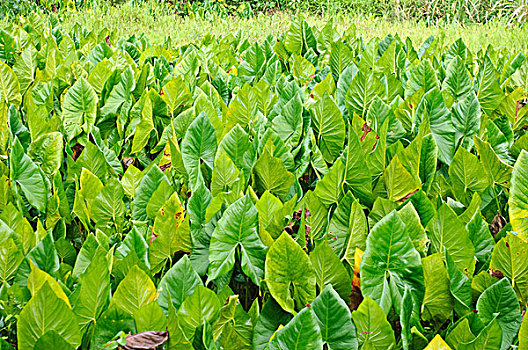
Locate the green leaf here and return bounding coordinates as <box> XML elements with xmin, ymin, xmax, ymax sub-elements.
<box><xmin>426</xmin><ymin>204</ymin><xmax>475</xmax><ymax>276</ymax></box>
<box><xmin>157</xmin><ymin>255</ymin><xmax>203</xmax><ymax>315</ymax></box>
<box><xmin>181</xmin><ymin>112</ymin><xmax>217</xmax><ymax>190</ymax></box>
<box><xmin>253</xmin><ymin>298</ymin><xmax>291</xmax><ymax>350</ymax></box>
<box><xmin>10</xmin><ymin>137</ymin><xmax>47</xmax><ymax>212</ymax></box>
<box><xmin>509</xmin><ymin>150</ymin><xmax>528</xmax><ymax>239</ymax></box>
<box><xmin>489</xmin><ymin>233</ymin><xmax>528</xmax><ymax>303</ymax></box>
<box><xmin>27</xmin><ymin>132</ymin><xmax>63</xmax><ymax>177</ymax></box>
<box><xmin>17</xmin><ymin>282</ymin><xmax>81</xmax><ymax>349</ymax></box>
<box><xmin>268</xmin><ymin>308</ymin><xmax>323</xmax><ymax>350</ymax></box>
<box><xmin>421</xmin><ymin>253</ymin><xmax>453</xmax><ymax>326</ymax></box>
<box><xmin>310</xmin><ymin>94</ymin><xmax>345</xmax><ymax>163</ymax></box>
<box><xmin>311</xmin><ymin>285</ymin><xmax>358</xmax><ymax>350</ymax></box>
<box><xmin>110</xmin><ymin>265</ymin><xmax>157</xmax><ymax>315</ymax></box>
<box><xmin>361</xmin><ymin>210</ymin><xmax>425</xmax><ymax>314</ymax></box>
<box><xmin>310</xmin><ymin>241</ymin><xmax>351</xmax><ymax>300</ymax></box>
<box><xmin>178</xmin><ymin>285</ymin><xmax>221</xmax><ymax>338</ymax></box>
<box><xmin>351</xmin><ymin>297</ymin><xmax>396</xmax><ymax>350</ymax></box>
<box><xmin>34</xmin><ymin>331</ymin><xmax>75</xmax><ymax>350</ymax></box>
<box><xmin>446</xmin><ymin>249</ymin><xmax>472</xmax><ymax>317</ymax></box>
<box><xmin>0</xmin><ymin>237</ymin><xmax>23</xmax><ymax>283</ymax></box>
<box><xmin>134</xmin><ymin>302</ymin><xmax>167</xmax><ymax>333</ymax></box>
<box><xmin>442</xmin><ymin>57</ymin><xmax>472</xmax><ymax>102</ymax></box>
<box><xmin>132</xmin><ymin>165</ymin><xmax>170</xmax><ymax>222</ymax></box>
<box><xmin>406</xmin><ymin>60</ymin><xmax>439</xmax><ymax>98</ymax></box>
<box><xmin>416</xmin><ymin>88</ymin><xmax>455</xmax><ymax>165</ymax></box>
<box><xmin>265</xmin><ymin>232</ymin><xmax>316</xmax><ymax>314</ymax></box>
<box><xmin>476</xmin><ymin>56</ymin><xmax>505</xmax><ymax>116</ymax></box>
<box><xmin>90</xmin><ymin>178</ymin><xmax>125</xmax><ymax>231</ymax></box>
<box><xmin>62</xmin><ymin>79</ymin><xmax>98</xmax><ymax>141</ymax></box>
<box><xmin>448</xmin><ymin>146</ymin><xmax>489</xmax><ymax>206</ymax></box>
<box><xmin>149</xmin><ymin>192</ymin><xmax>191</xmax><ymax>273</ymax></box>
<box><xmin>474</xmin><ymin>136</ymin><xmax>512</xmax><ymax>186</ymax></box>
<box><xmin>520</xmin><ymin>313</ymin><xmax>528</xmax><ymax>350</ymax></box>
<box><xmin>327</xmin><ymin>191</ymin><xmax>367</xmax><ymax>262</ymax></box>
<box><xmin>451</xmin><ymin>93</ymin><xmax>481</xmax><ymax>150</ymax></box>
<box><xmin>253</xmin><ymin>147</ymin><xmax>294</xmax><ymax>201</ymax></box>
<box><xmin>459</xmin><ymin>317</ymin><xmax>502</xmax><ymax>350</ymax></box>
<box><xmin>345</xmin><ymin>70</ymin><xmax>384</xmax><ymax>117</ymax></box>
<box><xmin>476</xmin><ymin>278</ymin><xmax>521</xmax><ymax>350</ymax></box>
<box><xmin>91</xmin><ymin>305</ymin><xmax>136</xmax><ymax>349</ymax></box>
<box><xmin>208</xmin><ymin>195</ymin><xmax>267</xmax><ymax>285</ymax></box>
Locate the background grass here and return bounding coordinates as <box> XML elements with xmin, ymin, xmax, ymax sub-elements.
<box><xmin>29</xmin><ymin>0</ymin><xmax>528</xmax><ymax>53</ymax></box>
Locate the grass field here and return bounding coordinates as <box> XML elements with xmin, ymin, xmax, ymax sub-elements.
<box><xmin>12</xmin><ymin>0</ymin><xmax>528</xmax><ymax>53</ymax></box>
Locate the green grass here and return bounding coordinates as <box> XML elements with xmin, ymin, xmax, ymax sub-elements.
<box><xmin>5</xmin><ymin>0</ymin><xmax>528</xmax><ymax>53</ymax></box>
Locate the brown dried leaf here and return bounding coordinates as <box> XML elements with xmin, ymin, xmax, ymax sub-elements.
<box><xmin>122</xmin><ymin>331</ymin><xmax>168</xmax><ymax>350</ymax></box>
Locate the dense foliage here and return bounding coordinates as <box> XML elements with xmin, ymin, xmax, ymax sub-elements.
<box><xmin>1</xmin><ymin>11</ymin><xmax>528</xmax><ymax>350</ymax></box>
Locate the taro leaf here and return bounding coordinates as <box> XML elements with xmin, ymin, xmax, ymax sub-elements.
<box><xmin>188</xmin><ymin>182</ymin><xmax>213</xmax><ymax>275</ymax></box>
<box><xmin>476</xmin><ymin>55</ymin><xmax>505</xmax><ymax>116</ymax></box>
<box><xmin>123</xmin><ymin>331</ymin><xmax>168</xmax><ymax>350</ymax></box>
<box><xmin>149</xmin><ymin>192</ymin><xmax>191</xmax><ymax>273</ymax></box>
<box><xmin>310</xmin><ymin>94</ymin><xmax>345</xmax><ymax>163</ymax></box>
<box><xmin>311</xmin><ymin>285</ymin><xmax>358</xmax><ymax>350</ymax></box>
<box><xmin>267</xmin><ymin>308</ymin><xmax>323</xmax><ymax>350</ymax></box>
<box><xmin>157</xmin><ymin>255</ymin><xmax>203</xmax><ymax>315</ymax></box>
<box><xmin>90</xmin><ymin>178</ymin><xmax>125</xmax><ymax>231</ymax></box>
<box><xmin>426</xmin><ymin>204</ymin><xmax>475</xmax><ymax>276</ymax></box>
<box><xmin>17</xmin><ymin>282</ymin><xmax>82</xmax><ymax>349</ymax></box>
<box><xmin>360</xmin><ymin>211</ymin><xmax>425</xmax><ymax>316</ymax></box>
<box><xmin>313</xmin><ymin>160</ymin><xmax>344</xmax><ymax>207</ymax></box>
<box><xmin>474</xmin><ymin>136</ymin><xmax>512</xmax><ymax>186</ymax></box>
<box><xmin>415</xmin><ymin>88</ymin><xmax>455</xmax><ymax>165</ymax></box>
<box><xmin>122</xmin><ymin>165</ymin><xmax>144</xmax><ymax>198</ymax></box>
<box><xmin>476</xmin><ymin>278</ymin><xmax>521</xmax><ymax>350</ymax></box>
<box><xmin>91</xmin><ymin>305</ymin><xmax>136</xmax><ymax>350</ymax></box>
<box><xmin>509</xmin><ymin>150</ymin><xmax>528</xmax><ymax>239</ymax></box>
<box><xmin>113</xmin><ymin>226</ymin><xmax>150</xmax><ymax>281</ymax></box>
<box><xmin>309</xmin><ymin>240</ymin><xmax>351</xmax><ymax>300</ymax></box>
<box><xmin>340</xmin><ymin>127</ymin><xmax>373</xmax><ymax>205</ymax></box>
<box><xmin>489</xmin><ymin>233</ymin><xmax>528</xmax><ymax>303</ymax></box>
<box><xmin>226</xmin><ymin>83</ymin><xmax>257</xmax><ymax>128</ymax></box>
<box><xmin>446</xmin><ymin>318</ymin><xmax>475</xmax><ymax>349</ymax></box>
<box><xmin>520</xmin><ymin>314</ymin><xmax>528</xmax><ymax>350</ymax></box>
<box><xmin>34</xmin><ymin>331</ymin><xmax>75</xmax><ymax>350</ymax></box>
<box><xmin>181</xmin><ymin>112</ymin><xmax>217</xmax><ymax>190</ymax></box>
<box><xmin>10</xmin><ymin>137</ymin><xmax>47</xmax><ymax>212</ymax></box>
<box><xmin>207</xmin><ymin>195</ymin><xmax>267</xmax><ymax>285</ymax></box>
<box><xmin>27</xmin><ymin>233</ymin><xmax>59</xmax><ymax>276</ymax></box>
<box><xmin>253</xmin><ymin>298</ymin><xmax>292</xmax><ymax>350</ymax></box>
<box><xmin>134</xmin><ymin>298</ymin><xmax>167</xmax><ymax>333</ymax></box>
<box><xmin>384</xmin><ymin>154</ymin><xmax>421</xmax><ymax>202</ymax></box>
<box><xmin>212</xmin><ymin>295</ymin><xmax>252</xmax><ymax>348</ymax></box>
<box><xmin>62</xmin><ymin>78</ymin><xmax>98</xmax><ymax>141</ymax></box>
<box><xmin>177</xmin><ymin>285</ymin><xmax>221</xmax><ymax>338</ymax></box>
<box><xmin>345</xmin><ymin>70</ymin><xmax>384</xmax><ymax>117</ymax></box>
<box><xmin>327</xmin><ymin>191</ymin><xmax>367</xmax><ymax>261</ymax></box>
<box><xmin>72</xmin><ymin>252</ymin><xmax>111</xmax><ymax>330</ymax></box>
<box><xmin>131</xmin><ymin>95</ymin><xmax>154</xmax><ymax>154</ymax></box>
<box><xmin>466</xmin><ymin>210</ymin><xmax>494</xmax><ymax>267</ymax></box>
<box><xmin>132</xmin><ymin>165</ymin><xmax>171</xmax><ymax>222</ymax></box>
<box><xmin>252</xmin><ymin>147</ymin><xmax>294</xmax><ymax>201</ymax></box>
<box><xmin>397</xmin><ymin>203</ymin><xmax>429</xmax><ymax>257</ymax></box>
<box><xmin>110</xmin><ymin>265</ymin><xmax>157</xmax><ymax>316</ymax></box>
<box><xmin>284</xmin><ymin>16</ymin><xmax>303</xmax><ymax>55</ymax></box>
<box><xmin>452</xmin><ymin>93</ymin><xmax>481</xmax><ymax>150</ymax></box>
<box><xmin>265</xmin><ymin>232</ymin><xmax>316</xmax><ymax>314</ymax></box>
<box><xmin>351</xmin><ymin>297</ymin><xmax>396</xmax><ymax>350</ymax></box>
<box><xmin>459</xmin><ymin>317</ymin><xmax>502</xmax><ymax>350</ymax></box>
<box><xmin>272</xmin><ymin>93</ymin><xmax>303</xmax><ymax>147</ymax></box>
<box><xmin>72</xmin><ymin>234</ymin><xmax>105</xmax><ymax>279</ymax></box>
<box><xmin>406</xmin><ymin>59</ymin><xmax>439</xmax><ymax>98</ymax></box>
<box><xmin>27</xmin><ymin>132</ymin><xmax>63</xmax><ymax>177</ymax></box>
<box><xmin>424</xmin><ymin>335</ymin><xmax>453</xmax><ymax>350</ymax></box>
<box><xmin>448</xmin><ymin>147</ymin><xmax>489</xmax><ymax>206</ymax></box>
<box><xmin>442</xmin><ymin>56</ymin><xmax>472</xmax><ymax>102</ymax></box>
<box><xmin>446</xmin><ymin>250</ymin><xmax>472</xmax><ymax>317</ymax></box>
<box><xmin>27</xmin><ymin>262</ymin><xmax>71</xmax><ymax>307</ymax></box>
<box><xmin>0</xmin><ymin>237</ymin><xmax>23</xmax><ymax>283</ymax></box>
<box><xmin>421</xmin><ymin>253</ymin><xmax>453</xmax><ymax>326</ymax></box>
<box><xmin>211</xmin><ymin>151</ymin><xmax>240</xmax><ymax>196</ymax></box>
